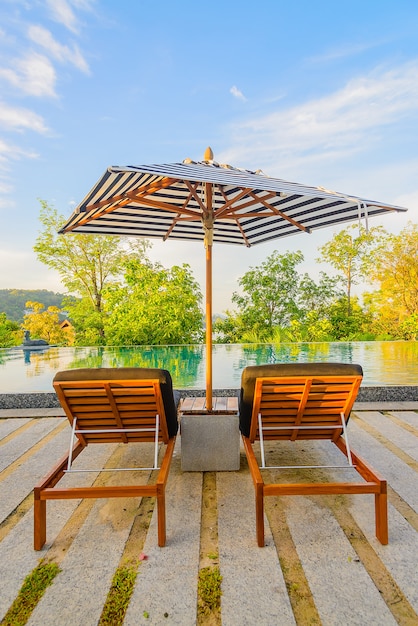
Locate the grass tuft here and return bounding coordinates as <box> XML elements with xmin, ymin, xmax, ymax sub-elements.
<box><xmin>98</xmin><ymin>561</ymin><xmax>138</xmax><ymax>626</ymax></box>
<box><xmin>197</xmin><ymin>566</ymin><xmax>222</xmax><ymax>616</ymax></box>
<box><xmin>2</xmin><ymin>560</ymin><xmax>60</xmax><ymax>626</ymax></box>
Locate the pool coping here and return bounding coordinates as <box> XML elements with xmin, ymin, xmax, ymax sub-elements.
<box><xmin>1</xmin><ymin>385</ymin><xmax>418</xmax><ymax>409</ymax></box>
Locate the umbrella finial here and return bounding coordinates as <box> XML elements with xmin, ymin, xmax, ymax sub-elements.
<box><xmin>204</xmin><ymin>146</ymin><xmax>213</xmax><ymax>161</ymax></box>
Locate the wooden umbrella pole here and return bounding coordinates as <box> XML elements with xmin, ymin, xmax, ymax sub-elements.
<box><xmin>204</xmin><ymin>158</ymin><xmax>214</xmax><ymax>412</ymax></box>
<box><xmin>205</xmin><ymin>240</ymin><xmax>213</xmax><ymax>411</ymax></box>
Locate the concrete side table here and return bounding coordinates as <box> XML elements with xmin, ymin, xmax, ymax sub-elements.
<box><xmin>180</xmin><ymin>413</ymin><xmax>240</xmax><ymax>471</ymax></box>
<box><xmin>179</xmin><ymin>396</ymin><xmax>240</xmax><ymax>472</ymax></box>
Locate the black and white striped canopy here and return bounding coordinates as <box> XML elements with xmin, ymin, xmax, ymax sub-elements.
<box><xmin>60</xmin><ymin>158</ymin><xmax>407</xmax><ymax>244</ymax></box>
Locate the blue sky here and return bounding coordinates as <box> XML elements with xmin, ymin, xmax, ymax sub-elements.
<box><xmin>0</xmin><ymin>0</ymin><xmax>417</xmax><ymax>313</ymax></box>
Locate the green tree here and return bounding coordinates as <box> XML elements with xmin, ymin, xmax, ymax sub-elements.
<box><xmin>327</xmin><ymin>296</ymin><xmax>372</xmax><ymax>340</ymax></box>
<box><xmin>34</xmin><ymin>200</ymin><xmax>150</xmax><ymax>344</ymax></box>
<box><xmin>317</xmin><ymin>224</ymin><xmax>383</xmax><ymax>315</ymax></box>
<box><xmin>367</xmin><ymin>222</ymin><xmax>418</xmax><ymax>319</ymax></box>
<box><xmin>213</xmin><ymin>310</ymin><xmax>246</xmax><ymax>343</ymax></box>
<box><xmin>0</xmin><ymin>313</ymin><xmax>22</xmax><ymax>347</ymax></box>
<box><xmin>61</xmin><ymin>297</ymin><xmax>104</xmax><ymax>346</ymax></box>
<box><xmin>293</xmin><ymin>272</ymin><xmax>342</xmax><ymax>340</ymax></box>
<box><xmin>22</xmin><ymin>301</ymin><xmax>68</xmax><ymax>344</ymax></box>
<box><xmin>361</xmin><ymin>223</ymin><xmax>418</xmax><ymax>339</ymax></box>
<box><xmin>297</xmin><ymin>272</ymin><xmax>342</xmax><ymax>316</ymax></box>
<box><xmin>104</xmin><ymin>260</ymin><xmax>203</xmax><ymax>345</ymax></box>
<box><xmin>288</xmin><ymin>312</ymin><xmax>335</xmax><ymax>342</ymax></box>
<box><xmin>362</xmin><ymin>291</ymin><xmax>398</xmax><ymax>340</ymax></box>
<box><xmin>231</xmin><ymin>250</ymin><xmax>304</xmax><ymax>341</ymax></box>
<box><xmin>398</xmin><ymin>314</ymin><xmax>418</xmax><ymax>340</ymax></box>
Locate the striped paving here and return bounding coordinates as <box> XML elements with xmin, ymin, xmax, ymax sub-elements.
<box><xmin>0</xmin><ymin>406</ymin><xmax>417</xmax><ymax>625</ymax></box>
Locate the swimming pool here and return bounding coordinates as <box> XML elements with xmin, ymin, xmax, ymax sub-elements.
<box><xmin>1</xmin><ymin>341</ymin><xmax>417</xmax><ymax>393</ymax></box>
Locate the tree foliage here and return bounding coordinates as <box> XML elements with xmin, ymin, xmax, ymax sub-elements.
<box><xmin>368</xmin><ymin>222</ymin><xmax>418</xmax><ymax>316</ymax></box>
<box><xmin>0</xmin><ymin>312</ymin><xmax>21</xmax><ymax>347</ymax></box>
<box><xmin>218</xmin><ymin>251</ymin><xmax>346</xmax><ymax>343</ymax></box>
<box><xmin>317</xmin><ymin>224</ymin><xmax>383</xmax><ymax>314</ymax></box>
<box><xmin>213</xmin><ymin>310</ymin><xmax>247</xmax><ymax>343</ymax></box>
<box><xmin>22</xmin><ymin>301</ymin><xmax>71</xmax><ymax>345</ymax></box>
<box><xmin>326</xmin><ymin>296</ymin><xmax>373</xmax><ymax>341</ymax></box>
<box><xmin>363</xmin><ymin>222</ymin><xmax>418</xmax><ymax>339</ymax></box>
<box><xmin>297</xmin><ymin>272</ymin><xmax>342</xmax><ymax>316</ymax></box>
<box><xmin>104</xmin><ymin>260</ymin><xmax>203</xmax><ymax>345</ymax></box>
<box><xmin>216</xmin><ymin>224</ymin><xmax>418</xmax><ymax>343</ymax></box>
<box><xmin>34</xmin><ymin>200</ymin><xmax>150</xmax><ymax>344</ymax></box>
<box><xmin>231</xmin><ymin>251</ymin><xmax>303</xmax><ymax>341</ymax></box>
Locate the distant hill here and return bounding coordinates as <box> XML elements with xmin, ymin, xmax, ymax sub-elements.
<box><xmin>0</xmin><ymin>289</ymin><xmax>67</xmax><ymax>322</ymax></box>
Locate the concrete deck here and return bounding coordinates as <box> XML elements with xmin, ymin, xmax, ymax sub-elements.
<box><xmin>0</xmin><ymin>403</ymin><xmax>417</xmax><ymax>625</ymax></box>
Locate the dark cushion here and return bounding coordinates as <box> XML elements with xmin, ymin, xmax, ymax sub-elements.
<box><xmin>239</xmin><ymin>362</ymin><xmax>363</xmax><ymax>437</ymax></box>
<box><xmin>53</xmin><ymin>367</ymin><xmax>179</xmax><ymax>437</ymax></box>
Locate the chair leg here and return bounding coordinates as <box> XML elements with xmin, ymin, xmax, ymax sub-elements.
<box><xmin>34</xmin><ymin>493</ymin><xmax>46</xmax><ymax>551</ymax></box>
<box><xmin>256</xmin><ymin>484</ymin><xmax>265</xmax><ymax>547</ymax></box>
<box><xmin>157</xmin><ymin>489</ymin><xmax>166</xmax><ymax>547</ymax></box>
<box><xmin>375</xmin><ymin>490</ymin><xmax>389</xmax><ymax>545</ymax></box>
<box><xmin>242</xmin><ymin>436</ymin><xmax>266</xmax><ymax>547</ymax></box>
<box><xmin>155</xmin><ymin>437</ymin><xmax>175</xmax><ymax>547</ymax></box>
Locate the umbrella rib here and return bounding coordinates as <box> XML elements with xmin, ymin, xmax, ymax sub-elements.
<box><xmin>66</xmin><ymin>199</ymin><xmax>131</xmax><ymax>228</ymax></box>
<box><xmin>234</xmin><ymin>219</ymin><xmax>251</xmax><ymax>246</ymax></box>
<box><xmin>163</xmin><ymin>214</ymin><xmax>182</xmax><ymax>240</ymax></box>
<box><xmin>248</xmin><ymin>191</ymin><xmax>311</xmax><ymax>232</ymax></box>
<box><xmin>86</xmin><ymin>176</ymin><xmax>178</xmax><ymax>211</ymax></box>
<box><xmin>214</xmin><ymin>186</ymin><xmax>287</xmax><ymax>221</ymax></box>
<box><xmin>183</xmin><ymin>180</ymin><xmax>208</xmax><ymax>215</ymax></box>
<box><xmin>231</xmin><ymin>193</ymin><xmax>279</xmax><ymax>215</ymax></box>
<box><xmin>86</xmin><ymin>193</ymin><xmax>127</xmax><ymax>211</ymax></box>
<box><xmin>214</xmin><ymin>187</ymin><xmax>259</xmax><ymax>218</ymax></box>
<box><xmin>161</xmin><ymin>182</ymin><xmax>205</xmax><ymax>238</ymax></box>
<box><xmin>70</xmin><ymin>194</ymin><xmax>203</xmax><ymax>232</ymax></box>
<box><xmin>125</xmin><ymin>193</ymin><xmax>203</xmax><ymax>219</ymax></box>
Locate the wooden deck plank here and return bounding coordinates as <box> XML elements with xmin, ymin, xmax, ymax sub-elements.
<box><xmin>180</xmin><ymin>396</ymin><xmax>238</xmax><ymax>415</ymax></box>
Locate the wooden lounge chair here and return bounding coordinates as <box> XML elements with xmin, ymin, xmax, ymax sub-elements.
<box><xmin>239</xmin><ymin>363</ymin><xmax>388</xmax><ymax>547</ymax></box>
<box><xmin>34</xmin><ymin>367</ymin><xmax>179</xmax><ymax>550</ymax></box>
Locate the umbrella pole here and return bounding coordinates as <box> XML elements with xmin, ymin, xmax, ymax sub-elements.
<box><xmin>205</xmin><ymin>241</ymin><xmax>213</xmax><ymax>412</ymax></box>
<box><xmin>204</xmin><ymin>169</ymin><xmax>214</xmax><ymax>412</ymax></box>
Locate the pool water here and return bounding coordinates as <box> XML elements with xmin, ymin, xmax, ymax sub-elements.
<box><xmin>1</xmin><ymin>342</ymin><xmax>417</xmax><ymax>394</ymax></box>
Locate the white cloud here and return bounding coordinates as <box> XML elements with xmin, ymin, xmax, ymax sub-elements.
<box><xmin>0</xmin><ymin>52</ymin><xmax>57</xmax><ymax>97</ymax></box>
<box><xmin>222</xmin><ymin>61</ymin><xmax>418</xmax><ymax>170</ymax></box>
<box><xmin>70</xmin><ymin>0</ymin><xmax>96</xmax><ymax>10</ymax></box>
<box><xmin>0</xmin><ymin>137</ymin><xmax>39</xmax><ymax>179</ymax></box>
<box><xmin>0</xmin><ymin>179</ymin><xmax>13</xmax><ymax>194</ymax></box>
<box><xmin>45</xmin><ymin>0</ymin><xmax>95</xmax><ymax>33</ymax></box>
<box><xmin>0</xmin><ymin>101</ymin><xmax>48</xmax><ymax>133</ymax></box>
<box><xmin>0</xmin><ymin>138</ymin><xmax>37</xmax><ymax>160</ymax></box>
<box><xmin>46</xmin><ymin>0</ymin><xmax>80</xmax><ymax>33</ymax></box>
<box><xmin>230</xmin><ymin>85</ymin><xmax>246</xmax><ymax>101</ymax></box>
<box><xmin>28</xmin><ymin>25</ymin><xmax>90</xmax><ymax>74</ymax></box>
<box><xmin>0</xmin><ymin>197</ymin><xmax>15</xmax><ymax>210</ymax></box>
<box><xmin>307</xmin><ymin>40</ymin><xmax>387</xmax><ymax>65</ymax></box>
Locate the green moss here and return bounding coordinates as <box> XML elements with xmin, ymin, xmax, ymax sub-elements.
<box><xmin>197</xmin><ymin>566</ymin><xmax>222</xmax><ymax>616</ymax></box>
<box><xmin>2</xmin><ymin>560</ymin><xmax>60</xmax><ymax>626</ymax></box>
<box><xmin>98</xmin><ymin>561</ymin><xmax>138</xmax><ymax>626</ymax></box>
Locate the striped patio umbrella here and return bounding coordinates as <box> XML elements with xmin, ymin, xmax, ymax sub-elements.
<box><xmin>60</xmin><ymin>148</ymin><xmax>407</xmax><ymax>410</ymax></box>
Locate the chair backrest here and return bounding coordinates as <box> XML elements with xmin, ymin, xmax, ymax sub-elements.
<box><xmin>53</xmin><ymin>367</ymin><xmax>179</xmax><ymax>444</ymax></box>
<box><xmin>239</xmin><ymin>363</ymin><xmax>363</xmax><ymax>440</ymax></box>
